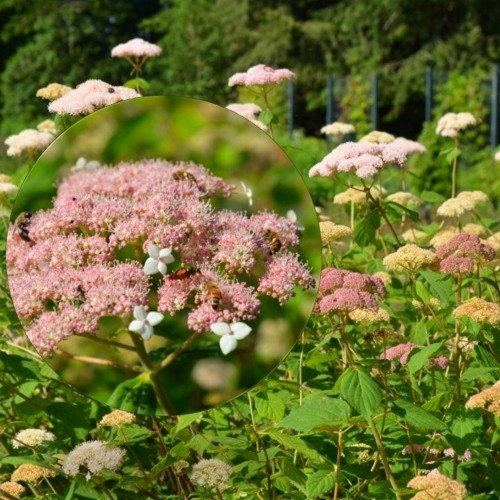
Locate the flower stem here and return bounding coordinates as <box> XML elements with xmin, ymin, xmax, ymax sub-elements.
<box><xmin>332</xmin><ymin>430</ymin><xmax>343</xmax><ymax>500</ymax></box>
<box><xmin>154</xmin><ymin>330</ymin><xmax>204</xmax><ymax>373</ymax></box>
<box><xmin>451</xmin><ymin>137</ymin><xmax>459</xmax><ymax>198</ymax></box>
<box><xmin>129</xmin><ymin>333</ymin><xmax>176</xmax><ymax>416</ymax></box>
<box><xmin>55</xmin><ymin>349</ymin><xmax>142</xmax><ymax>372</ymax></box>
<box><xmin>364</xmin><ymin>187</ymin><xmax>402</xmax><ymax>246</ymax></box>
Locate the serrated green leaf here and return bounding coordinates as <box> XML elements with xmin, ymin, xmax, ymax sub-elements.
<box><xmin>415</xmin><ymin>281</ymin><xmax>430</xmax><ymax>304</ymax></box>
<box><xmin>278</xmin><ymin>395</ymin><xmax>349</xmax><ymax>432</ymax></box>
<box><xmin>340</xmin><ymin>368</ymin><xmax>381</xmax><ymax>420</ymax></box>
<box><xmin>172</xmin><ymin>412</ymin><xmax>203</xmax><ymax>435</ymax></box>
<box><xmin>407</xmin><ymin>343</ymin><xmax>442</xmax><ymax>374</ymax></box>
<box><xmin>306</xmin><ymin>469</ymin><xmax>336</xmax><ymax>498</ymax></box>
<box><xmin>266</xmin><ymin>429</ymin><xmax>323</xmax><ymax>462</ymax></box>
<box><xmin>420</xmin><ymin>190</ymin><xmax>446</xmax><ymax>203</ymax></box>
<box><xmin>255</xmin><ymin>393</ymin><xmax>285</xmax><ymax>421</ymax></box>
<box><xmin>419</xmin><ymin>270</ymin><xmax>453</xmax><ymax>305</ymax></box>
<box><xmin>393</xmin><ymin>399</ymin><xmax>444</xmax><ymax>430</ymax></box>
<box><xmin>354</xmin><ymin>209</ymin><xmax>381</xmax><ymax>246</ymax></box>
<box><xmin>106</xmin><ymin>373</ymin><xmax>157</xmax><ymax>415</ymax></box>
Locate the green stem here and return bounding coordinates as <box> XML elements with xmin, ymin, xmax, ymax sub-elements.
<box><xmin>154</xmin><ymin>330</ymin><xmax>204</xmax><ymax>373</ymax></box>
<box><xmin>451</xmin><ymin>137</ymin><xmax>459</xmax><ymax>198</ymax></box>
<box><xmin>364</xmin><ymin>186</ymin><xmax>402</xmax><ymax>246</ymax></box>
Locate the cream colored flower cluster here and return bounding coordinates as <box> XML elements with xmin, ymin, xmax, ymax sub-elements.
<box><xmin>320</xmin><ymin>121</ymin><xmax>355</xmax><ymax>137</ymax></box>
<box><xmin>99</xmin><ymin>409</ymin><xmax>136</xmax><ymax>428</ymax></box>
<box><xmin>349</xmin><ymin>307</ymin><xmax>390</xmax><ymax>324</ymax></box>
<box><xmin>436</xmin><ymin>112</ymin><xmax>478</xmax><ymax>138</ymax></box>
<box><xmin>407</xmin><ymin>469</ymin><xmax>467</xmax><ymax>499</ymax></box>
<box><xmin>0</xmin><ymin>481</ymin><xmax>25</xmax><ymax>498</ymax></box>
<box><xmin>465</xmin><ymin>381</ymin><xmax>500</xmax><ymax>417</ymax></box>
<box><xmin>12</xmin><ymin>428</ymin><xmax>56</xmax><ymax>449</ymax></box>
<box><xmin>386</xmin><ymin>191</ymin><xmax>422</xmax><ymax>207</ymax></box>
<box><xmin>453</xmin><ymin>298</ymin><xmax>500</xmax><ymax>325</ymax></box>
<box><xmin>383</xmin><ymin>244</ymin><xmax>436</xmax><ymax>272</ymax></box>
<box><xmin>359</xmin><ymin>130</ymin><xmax>395</xmax><ymax>143</ymax></box>
<box><xmin>333</xmin><ymin>186</ymin><xmax>384</xmax><ymax>205</ymax></box>
<box><xmin>402</xmin><ymin>229</ymin><xmax>428</xmax><ymax>244</ymax></box>
<box><xmin>36</xmin><ymin>82</ymin><xmax>72</xmax><ymax>100</ymax></box>
<box><xmin>11</xmin><ymin>463</ymin><xmax>56</xmax><ymax>483</ymax></box>
<box><xmin>4</xmin><ymin>129</ymin><xmax>55</xmax><ymax>157</ymax></box>
<box><xmin>190</xmin><ymin>458</ymin><xmax>233</xmax><ymax>490</ymax></box>
<box><xmin>319</xmin><ymin>221</ymin><xmax>352</xmax><ymax>245</ymax></box>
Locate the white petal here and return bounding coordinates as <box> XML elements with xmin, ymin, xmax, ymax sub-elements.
<box><xmin>141</xmin><ymin>323</ymin><xmax>154</xmax><ymax>340</ymax></box>
<box><xmin>129</xmin><ymin>319</ymin><xmax>145</xmax><ymax>332</ymax></box>
<box><xmin>147</xmin><ymin>243</ymin><xmax>160</xmax><ymax>258</ymax></box>
<box><xmin>144</xmin><ymin>257</ymin><xmax>159</xmax><ymax>275</ymax></box>
<box><xmin>210</xmin><ymin>322</ymin><xmax>231</xmax><ymax>336</ymax></box>
<box><xmin>146</xmin><ymin>311</ymin><xmax>164</xmax><ymax>326</ymax></box>
<box><xmin>133</xmin><ymin>306</ymin><xmax>146</xmax><ymax>320</ymax></box>
<box><xmin>220</xmin><ymin>334</ymin><xmax>238</xmax><ymax>355</ymax></box>
<box><xmin>157</xmin><ymin>261</ymin><xmax>167</xmax><ymax>275</ymax></box>
<box><xmin>159</xmin><ymin>247</ymin><xmax>173</xmax><ymax>258</ymax></box>
<box><xmin>231</xmin><ymin>322</ymin><xmax>252</xmax><ymax>340</ymax></box>
<box><xmin>286</xmin><ymin>210</ymin><xmax>297</xmax><ymax>223</ymax></box>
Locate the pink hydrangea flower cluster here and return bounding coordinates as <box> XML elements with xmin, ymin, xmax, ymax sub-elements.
<box><xmin>47</xmin><ymin>80</ymin><xmax>140</xmax><ymax>116</ymax></box>
<box><xmin>391</xmin><ymin>137</ymin><xmax>427</xmax><ymax>155</ymax></box>
<box><xmin>111</xmin><ymin>38</ymin><xmax>162</xmax><ymax>59</ymax></box>
<box><xmin>228</xmin><ymin>64</ymin><xmax>295</xmax><ymax>87</ymax></box>
<box><xmin>309</xmin><ymin>141</ymin><xmax>407</xmax><ymax>179</ymax></box>
<box><xmin>436</xmin><ymin>233</ymin><xmax>495</xmax><ymax>274</ymax></box>
<box><xmin>316</xmin><ymin>268</ymin><xmax>386</xmax><ymax>315</ymax></box>
<box><xmin>7</xmin><ymin>159</ymin><xmax>313</xmax><ymax>354</ymax></box>
<box><xmin>380</xmin><ymin>342</ymin><xmax>418</xmax><ymax>365</ymax></box>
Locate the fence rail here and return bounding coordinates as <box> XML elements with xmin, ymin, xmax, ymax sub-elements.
<box><xmin>288</xmin><ymin>64</ymin><xmax>500</xmax><ymax>150</ymax></box>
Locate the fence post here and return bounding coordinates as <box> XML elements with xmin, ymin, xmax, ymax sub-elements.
<box><xmin>371</xmin><ymin>73</ymin><xmax>378</xmax><ymax>130</ymax></box>
<box><xmin>288</xmin><ymin>80</ymin><xmax>294</xmax><ymax>139</ymax></box>
<box><xmin>491</xmin><ymin>63</ymin><xmax>499</xmax><ymax>150</ymax></box>
<box><xmin>425</xmin><ymin>65</ymin><xmax>434</xmax><ymax>122</ymax></box>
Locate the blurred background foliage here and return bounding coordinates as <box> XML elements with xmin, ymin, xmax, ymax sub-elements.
<box><xmin>12</xmin><ymin>97</ymin><xmax>320</xmax><ymax>413</ymax></box>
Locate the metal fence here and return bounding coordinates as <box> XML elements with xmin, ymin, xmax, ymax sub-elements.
<box><xmin>287</xmin><ymin>64</ymin><xmax>500</xmax><ymax>150</ymax></box>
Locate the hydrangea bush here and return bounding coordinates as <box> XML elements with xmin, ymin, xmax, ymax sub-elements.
<box><xmin>1</xmin><ymin>43</ymin><xmax>498</xmax><ymax>500</ymax></box>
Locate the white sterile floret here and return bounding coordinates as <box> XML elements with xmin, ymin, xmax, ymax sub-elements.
<box><xmin>71</xmin><ymin>157</ymin><xmax>101</xmax><ymax>172</ymax></box>
<box><xmin>143</xmin><ymin>243</ymin><xmax>175</xmax><ymax>275</ymax></box>
<box><xmin>128</xmin><ymin>306</ymin><xmax>164</xmax><ymax>340</ymax></box>
<box><xmin>210</xmin><ymin>322</ymin><xmax>252</xmax><ymax>355</ymax></box>
<box><xmin>240</xmin><ymin>181</ymin><xmax>253</xmax><ymax>207</ymax></box>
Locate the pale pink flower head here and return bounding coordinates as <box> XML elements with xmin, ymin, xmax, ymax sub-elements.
<box><xmin>228</xmin><ymin>64</ymin><xmax>295</xmax><ymax>87</ymax></box>
<box><xmin>429</xmin><ymin>355</ymin><xmax>449</xmax><ymax>369</ymax></box>
<box><xmin>391</xmin><ymin>137</ymin><xmax>426</xmax><ymax>155</ymax></box>
<box><xmin>48</xmin><ymin>79</ymin><xmax>140</xmax><ymax>116</ymax></box>
<box><xmin>435</xmin><ymin>233</ymin><xmax>495</xmax><ymax>266</ymax></box>
<box><xmin>381</xmin><ymin>342</ymin><xmax>418</xmax><ymax>365</ymax></box>
<box><xmin>226</xmin><ymin>103</ymin><xmax>262</xmax><ymax>120</ymax></box>
<box><xmin>309</xmin><ymin>141</ymin><xmax>407</xmax><ymax>179</ymax></box>
<box><xmin>111</xmin><ymin>38</ymin><xmax>162</xmax><ymax>59</ymax></box>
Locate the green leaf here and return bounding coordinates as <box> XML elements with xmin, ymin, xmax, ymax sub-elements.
<box><xmin>419</xmin><ymin>270</ymin><xmax>453</xmax><ymax>305</ymax></box>
<box><xmin>353</xmin><ymin>209</ymin><xmax>381</xmax><ymax>246</ymax></box>
<box><xmin>445</xmin><ymin>407</ymin><xmax>482</xmax><ymax>453</ymax></box>
<box><xmin>340</xmin><ymin>368</ymin><xmax>381</xmax><ymax>420</ymax></box>
<box><xmin>407</xmin><ymin>343</ymin><xmax>442</xmax><ymax>375</ymax></box>
<box><xmin>420</xmin><ymin>190</ymin><xmax>445</xmax><ymax>203</ymax></box>
<box><xmin>446</xmin><ymin>148</ymin><xmax>461</xmax><ymax>163</ymax></box>
<box><xmin>106</xmin><ymin>373</ymin><xmax>158</xmax><ymax>415</ymax></box>
<box><xmin>255</xmin><ymin>393</ymin><xmax>285</xmax><ymax>421</ymax></box>
<box><xmin>266</xmin><ymin>429</ymin><xmax>323</xmax><ymax>462</ymax></box>
<box><xmin>306</xmin><ymin>469</ymin><xmax>336</xmax><ymax>498</ymax></box>
<box><xmin>46</xmin><ymin>402</ymin><xmax>90</xmax><ymax>440</ymax></box>
<box><xmin>259</xmin><ymin>109</ymin><xmax>279</xmax><ymax>125</ymax></box>
<box><xmin>172</xmin><ymin>412</ymin><xmax>203</xmax><ymax>435</ymax></box>
<box><xmin>415</xmin><ymin>281</ymin><xmax>430</xmax><ymax>304</ymax></box>
<box><xmin>123</xmin><ymin>78</ymin><xmax>150</xmax><ymax>90</ymax></box>
<box><xmin>423</xmin><ymin>392</ymin><xmax>451</xmax><ymax>412</ymax></box>
<box><xmin>385</xmin><ymin>201</ymin><xmax>420</xmax><ymax>222</ymax></box>
<box><xmin>278</xmin><ymin>395</ymin><xmax>350</xmax><ymax>432</ymax></box>
<box><xmin>393</xmin><ymin>399</ymin><xmax>445</xmax><ymax>430</ymax></box>
<box><xmin>461</xmin><ymin>367</ymin><xmax>500</xmax><ymax>382</ymax></box>
<box><xmin>113</xmin><ymin>424</ymin><xmax>154</xmax><ymax>444</ymax></box>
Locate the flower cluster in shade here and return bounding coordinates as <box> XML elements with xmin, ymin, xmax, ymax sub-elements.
<box><xmin>316</xmin><ymin>268</ymin><xmax>386</xmax><ymax>315</ymax></box>
<box><xmin>333</xmin><ymin>186</ymin><xmax>384</xmax><ymax>205</ymax></box>
<box><xmin>380</xmin><ymin>342</ymin><xmax>418</xmax><ymax>365</ymax></box>
<box><xmin>111</xmin><ymin>37</ymin><xmax>162</xmax><ymax>59</ymax></box>
<box><xmin>36</xmin><ymin>82</ymin><xmax>72</xmax><ymax>101</ymax></box>
<box><xmin>12</xmin><ymin>428</ymin><xmax>56</xmax><ymax>449</ymax></box>
<box><xmin>436</xmin><ymin>112</ymin><xmax>478</xmax><ymax>138</ymax></box>
<box><xmin>11</xmin><ymin>464</ymin><xmax>56</xmax><ymax>484</ymax></box>
<box><xmin>320</xmin><ymin>122</ymin><xmax>355</xmax><ymax>137</ymax></box>
<box><xmin>407</xmin><ymin>469</ymin><xmax>467</xmax><ymax>499</ymax></box>
<box><xmin>435</xmin><ymin>233</ymin><xmax>495</xmax><ymax>275</ymax></box>
<box><xmin>7</xmin><ymin>159</ymin><xmax>313</xmax><ymax>355</ymax></box>
<box><xmin>359</xmin><ymin>130</ymin><xmax>395</xmax><ymax>143</ymax></box>
<box><xmin>190</xmin><ymin>458</ymin><xmax>233</xmax><ymax>490</ymax></box>
<box><xmin>62</xmin><ymin>440</ymin><xmax>126</xmax><ymax>479</ymax></box>
<box><xmin>465</xmin><ymin>381</ymin><xmax>500</xmax><ymax>417</ymax></box>
<box><xmin>47</xmin><ymin>79</ymin><xmax>140</xmax><ymax>116</ymax></box>
<box><xmin>309</xmin><ymin>141</ymin><xmax>407</xmax><ymax>179</ymax></box>
<box><xmin>228</xmin><ymin>64</ymin><xmax>295</xmax><ymax>87</ymax></box>
<box><xmin>99</xmin><ymin>409</ymin><xmax>136</xmax><ymax>428</ymax></box>
<box><xmin>0</xmin><ymin>481</ymin><xmax>25</xmax><ymax>497</ymax></box>
<box><xmin>5</xmin><ymin>129</ymin><xmax>55</xmax><ymax>157</ymax></box>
